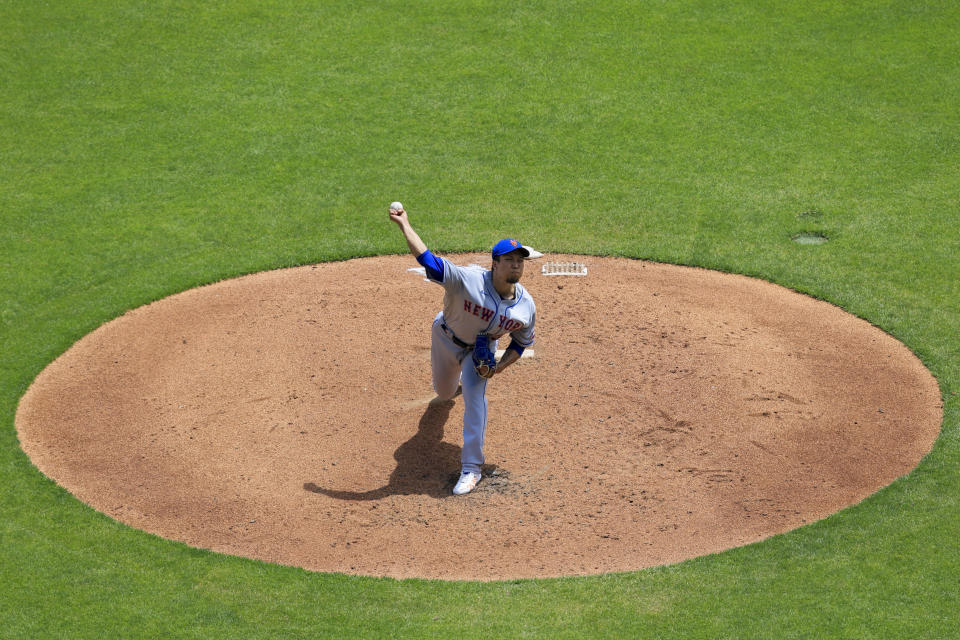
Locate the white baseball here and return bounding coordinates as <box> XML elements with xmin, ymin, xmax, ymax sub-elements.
<box><xmin>389</xmin><ymin>201</ymin><xmax>403</xmax><ymax>212</ymax></box>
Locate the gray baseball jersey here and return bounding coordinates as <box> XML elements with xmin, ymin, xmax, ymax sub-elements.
<box><xmin>421</xmin><ymin>253</ymin><xmax>536</xmax><ymax>350</ymax></box>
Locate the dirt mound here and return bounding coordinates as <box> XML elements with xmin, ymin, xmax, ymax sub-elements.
<box><xmin>16</xmin><ymin>255</ymin><xmax>942</xmax><ymax>580</ymax></box>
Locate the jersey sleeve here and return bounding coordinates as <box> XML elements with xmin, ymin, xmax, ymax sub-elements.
<box><xmin>417</xmin><ymin>252</ymin><xmax>471</xmax><ymax>297</ymax></box>
<box><xmin>510</xmin><ymin>305</ymin><xmax>536</xmax><ymax>348</ymax></box>
<box><xmin>416</xmin><ymin>250</ymin><xmax>445</xmax><ymax>282</ymax></box>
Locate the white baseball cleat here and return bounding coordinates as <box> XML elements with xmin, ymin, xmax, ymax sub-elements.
<box><xmin>452</xmin><ymin>471</ymin><xmax>482</xmax><ymax>495</ymax></box>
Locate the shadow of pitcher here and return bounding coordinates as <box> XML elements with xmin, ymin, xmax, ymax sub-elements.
<box><xmin>304</xmin><ymin>396</ymin><xmax>462</xmax><ymax>500</ymax></box>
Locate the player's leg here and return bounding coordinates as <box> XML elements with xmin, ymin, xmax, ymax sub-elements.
<box><xmin>459</xmin><ymin>359</ymin><xmax>488</xmax><ymax>475</ymax></box>
<box><xmin>431</xmin><ymin>314</ymin><xmax>461</xmax><ymax>400</ymax></box>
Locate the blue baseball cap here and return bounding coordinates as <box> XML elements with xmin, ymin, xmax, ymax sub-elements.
<box><xmin>492</xmin><ymin>238</ymin><xmax>530</xmax><ymax>259</ymax></box>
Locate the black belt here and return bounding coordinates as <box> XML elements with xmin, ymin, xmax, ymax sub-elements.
<box><xmin>441</xmin><ymin>322</ymin><xmax>473</xmax><ymax>349</ymax></box>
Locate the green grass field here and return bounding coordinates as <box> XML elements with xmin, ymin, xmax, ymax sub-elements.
<box><xmin>2</xmin><ymin>0</ymin><xmax>959</xmax><ymax>637</ymax></box>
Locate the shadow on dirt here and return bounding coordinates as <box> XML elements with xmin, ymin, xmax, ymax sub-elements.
<box><xmin>304</xmin><ymin>396</ymin><xmax>462</xmax><ymax>500</ymax></box>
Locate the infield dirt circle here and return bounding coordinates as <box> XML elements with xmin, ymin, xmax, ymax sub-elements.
<box><xmin>16</xmin><ymin>254</ymin><xmax>942</xmax><ymax>580</ymax></box>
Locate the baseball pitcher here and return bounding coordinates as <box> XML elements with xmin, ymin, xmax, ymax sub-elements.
<box><xmin>388</xmin><ymin>203</ymin><xmax>536</xmax><ymax>495</ymax></box>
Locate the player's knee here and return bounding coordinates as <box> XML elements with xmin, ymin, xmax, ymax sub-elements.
<box><xmin>434</xmin><ymin>380</ymin><xmax>461</xmax><ymax>401</ymax></box>
<box><xmin>436</xmin><ymin>389</ymin><xmax>458</xmax><ymax>402</ymax></box>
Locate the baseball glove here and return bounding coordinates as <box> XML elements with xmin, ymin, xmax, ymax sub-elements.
<box><xmin>472</xmin><ymin>333</ymin><xmax>497</xmax><ymax>378</ymax></box>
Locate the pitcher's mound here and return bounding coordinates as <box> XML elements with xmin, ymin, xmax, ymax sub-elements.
<box><xmin>16</xmin><ymin>255</ymin><xmax>942</xmax><ymax>580</ymax></box>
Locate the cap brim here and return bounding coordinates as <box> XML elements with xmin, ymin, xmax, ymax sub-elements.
<box><xmin>493</xmin><ymin>248</ymin><xmax>530</xmax><ymax>258</ymax></box>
